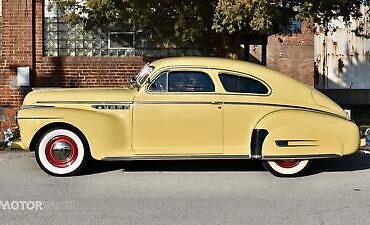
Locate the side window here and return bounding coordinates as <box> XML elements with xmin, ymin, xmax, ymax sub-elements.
<box><xmin>219</xmin><ymin>73</ymin><xmax>269</xmax><ymax>94</ymax></box>
<box><xmin>148</xmin><ymin>72</ymin><xmax>168</xmax><ymax>92</ymax></box>
<box><xmin>168</xmin><ymin>71</ymin><xmax>215</xmax><ymax>92</ymax></box>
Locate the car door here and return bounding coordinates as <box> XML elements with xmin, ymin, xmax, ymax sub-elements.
<box><xmin>132</xmin><ymin>69</ymin><xmax>223</xmax><ymax>155</ymax></box>
<box><xmin>217</xmin><ymin>71</ymin><xmax>273</xmax><ymax>156</ymax></box>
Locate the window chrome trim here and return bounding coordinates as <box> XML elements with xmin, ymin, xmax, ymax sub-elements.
<box><xmin>136</xmin><ymin>63</ymin><xmax>154</xmax><ymax>87</ymax></box>
<box><xmin>147</xmin><ymin>71</ymin><xmax>169</xmax><ymax>93</ymax></box>
<box><xmin>217</xmin><ymin>71</ymin><xmax>272</xmax><ymax>96</ymax></box>
<box><xmin>145</xmin><ymin>66</ymin><xmax>272</xmax><ymax>97</ymax></box>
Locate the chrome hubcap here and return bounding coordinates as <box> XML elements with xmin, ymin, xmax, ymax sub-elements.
<box><xmin>52</xmin><ymin>141</ymin><xmax>73</xmax><ymax>161</ymax></box>
<box><xmin>45</xmin><ymin>135</ymin><xmax>78</xmax><ymax>168</ymax></box>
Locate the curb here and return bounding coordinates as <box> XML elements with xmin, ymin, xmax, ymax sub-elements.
<box><xmin>0</xmin><ymin>141</ymin><xmax>4</xmax><ymax>151</ymax></box>
<box><xmin>0</xmin><ymin>141</ymin><xmax>25</xmax><ymax>151</ymax></box>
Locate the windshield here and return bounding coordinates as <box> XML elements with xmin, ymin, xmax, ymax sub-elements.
<box><xmin>135</xmin><ymin>63</ymin><xmax>154</xmax><ymax>87</ymax></box>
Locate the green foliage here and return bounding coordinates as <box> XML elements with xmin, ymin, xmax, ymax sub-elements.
<box><xmin>52</xmin><ymin>0</ymin><xmax>216</xmax><ymax>48</ymax></box>
<box><xmin>295</xmin><ymin>0</ymin><xmax>369</xmax><ymax>25</ymax></box>
<box><xmin>51</xmin><ymin>0</ymin><xmax>370</xmax><ymax>55</ymax></box>
<box><xmin>213</xmin><ymin>0</ymin><xmax>370</xmax><ymax>35</ymax></box>
<box><xmin>212</xmin><ymin>0</ymin><xmax>294</xmax><ymax>35</ymax></box>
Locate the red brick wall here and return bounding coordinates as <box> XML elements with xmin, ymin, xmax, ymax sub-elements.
<box><xmin>35</xmin><ymin>57</ymin><xmax>144</xmax><ymax>87</ymax></box>
<box><xmin>0</xmin><ymin>0</ymin><xmax>33</xmax><ymax>106</ymax></box>
<box><xmin>267</xmin><ymin>35</ymin><xmax>314</xmax><ymax>86</ymax></box>
<box><xmin>0</xmin><ymin>0</ymin><xmax>34</xmax><ymax>134</ymax></box>
<box><xmin>267</xmin><ymin>21</ymin><xmax>314</xmax><ymax>86</ymax></box>
<box><xmin>0</xmin><ymin>108</ymin><xmax>17</xmax><ymax>132</ymax></box>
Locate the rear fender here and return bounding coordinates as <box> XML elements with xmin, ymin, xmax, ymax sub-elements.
<box><xmin>254</xmin><ymin>109</ymin><xmax>359</xmax><ymax>159</ymax></box>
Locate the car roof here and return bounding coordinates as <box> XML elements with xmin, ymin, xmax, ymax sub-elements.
<box><xmin>150</xmin><ymin>57</ymin><xmax>315</xmax><ymax>105</ymax></box>
<box><xmin>150</xmin><ymin>57</ymin><xmax>266</xmax><ymax>73</ymax></box>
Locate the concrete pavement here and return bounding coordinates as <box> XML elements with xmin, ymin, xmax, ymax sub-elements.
<box><xmin>1</xmin><ymin>150</ymin><xmax>370</xmax><ymax>225</ymax></box>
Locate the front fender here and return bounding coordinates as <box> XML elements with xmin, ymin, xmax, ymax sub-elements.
<box><xmin>254</xmin><ymin>109</ymin><xmax>359</xmax><ymax>159</ymax></box>
<box><xmin>17</xmin><ymin>106</ymin><xmax>132</xmax><ymax>159</ymax></box>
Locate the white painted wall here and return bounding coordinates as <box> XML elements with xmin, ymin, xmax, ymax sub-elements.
<box><xmin>315</xmin><ymin>7</ymin><xmax>370</xmax><ymax>89</ymax></box>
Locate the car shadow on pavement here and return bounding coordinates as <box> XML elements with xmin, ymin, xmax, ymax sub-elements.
<box><xmin>83</xmin><ymin>151</ymin><xmax>370</xmax><ymax>176</ymax></box>
<box><xmin>85</xmin><ymin>159</ymin><xmax>265</xmax><ymax>175</ymax></box>
<box><xmin>310</xmin><ymin>150</ymin><xmax>370</xmax><ymax>174</ymax></box>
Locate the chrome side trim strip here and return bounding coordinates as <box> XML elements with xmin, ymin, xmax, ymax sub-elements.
<box><xmin>34</xmin><ymin>100</ymin><xmax>345</xmax><ymax>119</ymax></box>
<box><xmin>92</xmin><ymin>105</ymin><xmax>130</xmax><ymax>110</ymax></box>
<box><xmin>275</xmin><ymin>145</ymin><xmax>319</xmax><ymax>148</ymax></box>
<box><xmin>134</xmin><ymin>101</ymin><xmax>345</xmax><ymax>119</ymax></box>
<box><xmin>21</xmin><ymin>105</ymin><xmax>55</xmax><ymax>109</ymax></box>
<box><xmin>135</xmin><ymin>101</ymin><xmax>214</xmax><ymax>105</ymax></box>
<box><xmin>275</xmin><ymin>139</ymin><xmax>318</xmax><ymax>147</ymax></box>
<box><xmin>224</xmin><ymin>102</ymin><xmax>346</xmax><ymax>119</ymax></box>
<box><xmin>102</xmin><ymin>155</ymin><xmax>250</xmax><ymax>161</ymax></box>
<box><xmin>36</xmin><ymin>101</ymin><xmax>133</xmax><ymax>104</ymax></box>
<box><xmin>263</xmin><ymin>154</ymin><xmax>340</xmax><ymax>160</ymax></box>
<box><xmin>102</xmin><ymin>154</ymin><xmax>340</xmax><ymax>161</ymax></box>
<box><xmin>17</xmin><ymin>117</ymin><xmax>63</xmax><ymax>120</ymax></box>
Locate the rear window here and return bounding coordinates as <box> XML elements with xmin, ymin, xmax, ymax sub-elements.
<box><xmin>219</xmin><ymin>73</ymin><xmax>269</xmax><ymax>94</ymax></box>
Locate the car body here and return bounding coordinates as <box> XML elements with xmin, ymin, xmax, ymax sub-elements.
<box><xmin>16</xmin><ymin>57</ymin><xmax>360</xmax><ymax>176</ymax></box>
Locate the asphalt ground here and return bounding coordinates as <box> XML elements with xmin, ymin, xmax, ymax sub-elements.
<box><xmin>1</xmin><ymin>150</ymin><xmax>370</xmax><ymax>225</ymax></box>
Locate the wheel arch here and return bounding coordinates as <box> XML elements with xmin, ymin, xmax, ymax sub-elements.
<box><xmin>29</xmin><ymin>122</ymin><xmax>90</xmax><ymax>154</ymax></box>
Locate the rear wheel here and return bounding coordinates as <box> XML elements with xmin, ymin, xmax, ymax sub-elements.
<box><xmin>262</xmin><ymin>159</ymin><xmax>310</xmax><ymax>177</ymax></box>
<box><xmin>35</xmin><ymin>128</ymin><xmax>89</xmax><ymax>176</ymax></box>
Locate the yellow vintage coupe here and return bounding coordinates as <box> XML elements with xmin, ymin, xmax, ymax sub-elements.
<box><xmin>16</xmin><ymin>57</ymin><xmax>359</xmax><ymax>176</ymax></box>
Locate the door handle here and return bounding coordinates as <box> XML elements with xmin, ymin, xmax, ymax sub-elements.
<box><xmin>211</xmin><ymin>101</ymin><xmax>222</xmax><ymax>105</ymax></box>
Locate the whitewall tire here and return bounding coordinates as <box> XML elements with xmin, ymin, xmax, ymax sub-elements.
<box><xmin>35</xmin><ymin>128</ymin><xmax>89</xmax><ymax>176</ymax></box>
<box><xmin>263</xmin><ymin>160</ymin><xmax>310</xmax><ymax>177</ymax></box>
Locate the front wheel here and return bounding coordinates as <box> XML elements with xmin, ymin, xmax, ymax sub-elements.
<box><xmin>35</xmin><ymin>128</ymin><xmax>89</xmax><ymax>176</ymax></box>
<box><xmin>262</xmin><ymin>159</ymin><xmax>310</xmax><ymax>177</ymax></box>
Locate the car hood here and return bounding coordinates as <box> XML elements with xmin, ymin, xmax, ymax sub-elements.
<box><xmin>23</xmin><ymin>88</ymin><xmax>136</xmax><ymax>105</ymax></box>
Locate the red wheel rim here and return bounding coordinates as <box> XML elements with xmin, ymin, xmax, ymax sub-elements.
<box><xmin>45</xmin><ymin>135</ymin><xmax>78</xmax><ymax>168</ymax></box>
<box><xmin>275</xmin><ymin>160</ymin><xmax>300</xmax><ymax>169</ymax></box>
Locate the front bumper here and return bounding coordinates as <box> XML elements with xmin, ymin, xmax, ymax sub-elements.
<box><xmin>3</xmin><ymin>127</ymin><xmax>24</xmax><ymax>150</ymax></box>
